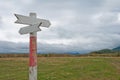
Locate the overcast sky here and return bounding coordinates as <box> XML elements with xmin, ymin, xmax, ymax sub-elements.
<box><xmin>1</xmin><ymin>0</ymin><xmax>120</xmax><ymax>53</ymax></box>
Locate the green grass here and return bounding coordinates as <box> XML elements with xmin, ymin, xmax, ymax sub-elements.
<box><xmin>0</xmin><ymin>57</ymin><xmax>120</xmax><ymax>80</ymax></box>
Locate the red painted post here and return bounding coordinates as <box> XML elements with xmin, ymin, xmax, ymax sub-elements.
<box><xmin>29</xmin><ymin>13</ymin><xmax>37</xmax><ymax>80</ymax></box>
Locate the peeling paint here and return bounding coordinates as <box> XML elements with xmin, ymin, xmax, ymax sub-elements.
<box><xmin>29</xmin><ymin>36</ymin><xmax>37</xmax><ymax>67</ymax></box>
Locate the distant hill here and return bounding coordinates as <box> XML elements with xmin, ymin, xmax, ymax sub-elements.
<box><xmin>91</xmin><ymin>49</ymin><xmax>113</xmax><ymax>54</ymax></box>
<box><xmin>88</xmin><ymin>46</ymin><xmax>120</xmax><ymax>57</ymax></box>
<box><xmin>90</xmin><ymin>46</ymin><xmax>120</xmax><ymax>54</ymax></box>
<box><xmin>112</xmin><ymin>46</ymin><xmax>120</xmax><ymax>51</ymax></box>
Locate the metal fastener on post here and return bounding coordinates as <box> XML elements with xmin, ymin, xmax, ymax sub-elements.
<box><xmin>14</xmin><ymin>12</ymin><xmax>51</xmax><ymax>80</ymax></box>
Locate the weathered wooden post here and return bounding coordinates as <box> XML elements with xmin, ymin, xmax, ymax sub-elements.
<box><xmin>29</xmin><ymin>13</ymin><xmax>37</xmax><ymax>80</ymax></box>
<box><xmin>14</xmin><ymin>12</ymin><xmax>51</xmax><ymax>80</ymax></box>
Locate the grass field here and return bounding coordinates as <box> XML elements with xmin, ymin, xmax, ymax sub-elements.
<box><xmin>0</xmin><ymin>57</ymin><xmax>120</xmax><ymax>80</ymax></box>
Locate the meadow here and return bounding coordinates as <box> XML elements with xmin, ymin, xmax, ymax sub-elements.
<box><xmin>0</xmin><ymin>57</ymin><xmax>120</xmax><ymax>80</ymax></box>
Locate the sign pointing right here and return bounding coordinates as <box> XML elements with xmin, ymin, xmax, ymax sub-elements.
<box><xmin>15</xmin><ymin>14</ymin><xmax>51</xmax><ymax>27</ymax></box>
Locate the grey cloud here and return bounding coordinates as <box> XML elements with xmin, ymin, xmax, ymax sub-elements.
<box><xmin>0</xmin><ymin>41</ymin><xmax>85</xmax><ymax>53</ymax></box>
<box><xmin>14</xmin><ymin>0</ymin><xmax>104</xmax><ymax>17</ymax></box>
<box><xmin>0</xmin><ymin>16</ymin><xmax>3</xmax><ymax>28</ymax></box>
<box><xmin>0</xmin><ymin>17</ymin><xmax>2</xmax><ymax>24</ymax></box>
<box><xmin>98</xmin><ymin>12</ymin><xmax>118</xmax><ymax>24</ymax></box>
<box><xmin>37</xmin><ymin>42</ymin><xmax>92</xmax><ymax>53</ymax></box>
<box><xmin>0</xmin><ymin>32</ymin><xmax>120</xmax><ymax>54</ymax></box>
<box><xmin>1</xmin><ymin>0</ymin><xmax>120</xmax><ymax>53</ymax></box>
<box><xmin>0</xmin><ymin>41</ymin><xmax>29</xmax><ymax>53</ymax></box>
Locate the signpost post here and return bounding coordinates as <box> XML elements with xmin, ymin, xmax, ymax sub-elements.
<box><xmin>15</xmin><ymin>13</ymin><xmax>51</xmax><ymax>80</ymax></box>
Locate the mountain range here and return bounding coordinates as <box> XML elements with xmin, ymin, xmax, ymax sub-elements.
<box><xmin>91</xmin><ymin>46</ymin><xmax>120</xmax><ymax>54</ymax></box>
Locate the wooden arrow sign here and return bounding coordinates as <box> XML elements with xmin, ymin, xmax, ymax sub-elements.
<box><xmin>15</xmin><ymin>14</ymin><xmax>51</xmax><ymax>27</ymax></box>
<box><xmin>19</xmin><ymin>23</ymin><xmax>42</xmax><ymax>34</ymax></box>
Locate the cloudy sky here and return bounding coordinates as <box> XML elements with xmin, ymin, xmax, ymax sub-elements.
<box><xmin>1</xmin><ymin>0</ymin><xmax>120</xmax><ymax>53</ymax></box>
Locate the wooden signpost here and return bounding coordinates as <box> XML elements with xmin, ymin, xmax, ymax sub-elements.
<box><xmin>15</xmin><ymin>13</ymin><xmax>51</xmax><ymax>80</ymax></box>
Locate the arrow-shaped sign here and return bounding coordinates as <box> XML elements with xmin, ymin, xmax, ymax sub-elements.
<box><xmin>15</xmin><ymin>14</ymin><xmax>51</xmax><ymax>27</ymax></box>
<box><xmin>19</xmin><ymin>23</ymin><xmax>42</xmax><ymax>34</ymax></box>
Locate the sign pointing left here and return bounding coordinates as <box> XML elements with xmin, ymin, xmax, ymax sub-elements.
<box><xmin>19</xmin><ymin>23</ymin><xmax>42</xmax><ymax>34</ymax></box>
